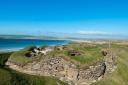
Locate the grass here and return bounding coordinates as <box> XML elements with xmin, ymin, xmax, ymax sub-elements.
<box><xmin>92</xmin><ymin>44</ymin><xmax>128</xmax><ymax>85</ymax></box>
<box><xmin>0</xmin><ymin>52</ymin><xmax>68</xmax><ymax>85</ymax></box>
<box><xmin>53</xmin><ymin>43</ymin><xmax>106</xmax><ymax>65</ymax></box>
<box><xmin>5</xmin><ymin>43</ymin><xmax>128</xmax><ymax>85</ymax></box>
<box><xmin>0</xmin><ymin>67</ymin><xmax>67</xmax><ymax>85</ymax></box>
<box><xmin>66</xmin><ymin>45</ymin><xmax>102</xmax><ymax>64</ymax></box>
<box><xmin>9</xmin><ymin>46</ymin><xmax>41</xmax><ymax>65</ymax></box>
<box><xmin>0</xmin><ymin>52</ymin><xmax>12</xmax><ymax>66</ymax></box>
<box><xmin>10</xmin><ymin>44</ymin><xmax>105</xmax><ymax>66</ymax></box>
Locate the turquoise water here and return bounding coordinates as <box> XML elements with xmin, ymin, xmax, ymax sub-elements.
<box><xmin>0</xmin><ymin>39</ymin><xmax>70</xmax><ymax>52</ymax></box>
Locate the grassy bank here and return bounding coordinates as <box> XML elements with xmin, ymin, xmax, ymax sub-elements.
<box><xmin>92</xmin><ymin>44</ymin><xmax>128</xmax><ymax>85</ymax></box>
<box><xmin>0</xmin><ymin>52</ymin><xmax>67</xmax><ymax>85</ymax></box>
<box><xmin>0</xmin><ymin>67</ymin><xmax>67</xmax><ymax>85</ymax></box>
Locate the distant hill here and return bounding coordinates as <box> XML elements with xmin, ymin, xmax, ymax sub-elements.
<box><xmin>0</xmin><ymin>35</ymin><xmax>59</xmax><ymax>40</ymax></box>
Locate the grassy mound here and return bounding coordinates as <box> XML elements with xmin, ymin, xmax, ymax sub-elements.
<box><xmin>48</xmin><ymin>43</ymin><xmax>107</xmax><ymax>65</ymax></box>
<box><xmin>9</xmin><ymin>46</ymin><xmax>40</xmax><ymax>65</ymax></box>
<box><xmin>9</xmin><ymin>43</ymin><xmax>108</xmax><ymax>66</ymax></box>
<box><xmin>63</xmin><ymin>44</ymin><xmax>103</xmax><ymax>64</ymax></box>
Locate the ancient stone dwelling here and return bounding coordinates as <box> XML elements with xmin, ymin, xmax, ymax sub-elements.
<box><xmin>6</xmin><ymin>46</ymin><xmax>116</xmax><ymax>85</ymax></box>
<box><xmin>25</xmin><ymin>46</ymin><xmax>53</xmax><ymax>57</ymax></box>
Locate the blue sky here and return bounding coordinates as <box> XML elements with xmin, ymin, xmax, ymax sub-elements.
<box><xmin>0</xmin><ymin>0</ymin><xmax>128</xmax><ymax>38</ymax></box>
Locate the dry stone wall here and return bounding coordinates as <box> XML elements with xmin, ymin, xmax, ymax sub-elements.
<box><xmin>6</xmin><ymin>50</ymin><xmax>116</xmax><ymax>85</ymax></box>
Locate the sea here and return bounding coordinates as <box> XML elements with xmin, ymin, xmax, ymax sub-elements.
<box><xmin>0</xmin><ymin>39</ymin><xmax>71</xmax><ymax>52</ymax></box>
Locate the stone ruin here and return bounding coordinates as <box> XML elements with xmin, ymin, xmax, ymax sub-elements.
<box><xmin>68</xmin><ymin>50</ymin><xmax>82</xmax><ymax>56</ymax></box>
<box><xmin>6</xmin><ymin>48</ymin><xmax>117</xmax><ymax>85</ymax></box>
<box><xmin>25</xmin><ymin>46</ymin><xmax>53</xmax><ymax>57</ymax></box>
<box><xmin>55</xmin><ymin>45</ymin><xmax>68</xmax><ymax>51</ymax></box>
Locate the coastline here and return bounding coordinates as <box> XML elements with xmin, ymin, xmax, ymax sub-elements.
<box><xmin>0</xmin><ymin>39</ymin><xmax>71</xmax><ymax>52</ymax></box>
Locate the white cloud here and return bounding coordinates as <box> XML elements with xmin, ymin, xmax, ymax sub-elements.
<box><xmin>76</xmin><ymin>31</ymin><xmax>111</xmax><ymax>35</ymax></box>
<box><xmin>48</xmin><ymin>30</ymin><xmax>113</xmax><ymax>36</ymax></box>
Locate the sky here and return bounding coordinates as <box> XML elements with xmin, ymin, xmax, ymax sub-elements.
<box><xmin>0</xmin><ymin>0</ymin><xmax>128</xmax><ymax>38</ymax></box>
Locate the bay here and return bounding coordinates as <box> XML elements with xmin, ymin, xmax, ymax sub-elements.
<box><xmin>0</xmin><ymin>39</ymin><xmax>70</xmax><ymax>52</ymax></box>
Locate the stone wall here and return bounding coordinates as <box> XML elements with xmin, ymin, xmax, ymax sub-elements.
<box><xmin>6</xmin><ymin>50</ymin><xmax>116</xmax><ymax>85</ymax></box>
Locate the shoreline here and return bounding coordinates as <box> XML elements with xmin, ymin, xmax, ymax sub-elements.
<box><xmin>0</xmin><ymin>39</ymin><xmax>71</xmax><ymax>52</ymax></box>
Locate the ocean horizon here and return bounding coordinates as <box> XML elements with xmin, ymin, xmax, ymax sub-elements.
<box><xmin>0</xmin><ymin>38</ymin><xmax>70</xmax><ymax>52</ymax></box>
